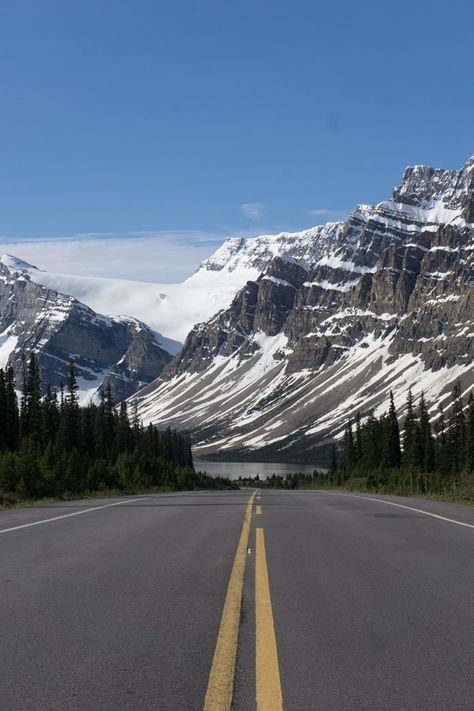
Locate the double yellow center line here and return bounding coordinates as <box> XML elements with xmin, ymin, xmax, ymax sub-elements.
<box><xmin>203</xmin><ymin>491</ymin><xmax>283</xmax><ymax>710</ymax></box>
<box><xmin>255</xmin><ymin>526</ymin><xmax>283</xmax><ymax>710</ymax></box>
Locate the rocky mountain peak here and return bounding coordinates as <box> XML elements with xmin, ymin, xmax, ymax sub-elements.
<box><xmin>0</xmin><ymin>259</ymin><xmax>172</xmax><ymax>402</ymax></box>
<box><xmin>1</xmin><ymin>254</ymin><xmax>39</xmax><ymax>271</ymax></box>
<box><xmin>464</xmin><ymin>154</ymin><xmax>474</xmax><ymax>170</ymax></box>
<box><xmin>392</xmin><ymin>158</ymin><xmax>474</xmax><ymax>216</ymax></box>
<box><xmin>194</xmin><ymin>223</ymin><xmax>343</xmax><ymax>278</ymax></box>
<box><xmin>133</xmin><ymin>155</ymin><xmax>474</xmax><ymax>459</ymax></box>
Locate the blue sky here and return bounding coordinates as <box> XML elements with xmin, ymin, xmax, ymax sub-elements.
<box><xmin>0</xmin><ymin>0</ymin><xmax>473</xmax><ymax>280</ymax></box>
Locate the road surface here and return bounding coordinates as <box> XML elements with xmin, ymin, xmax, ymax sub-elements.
<box><xmin>1</xmin><ymin>489</ymin><xmax>474</xmax><ymax>710</ymax></box>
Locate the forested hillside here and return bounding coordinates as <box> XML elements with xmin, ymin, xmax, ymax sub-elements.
<box><xmin>0</xmin><ymin>354</ymin><xmax>233</xmax><ymax>504</ymax></box>
<box><xmin>239</xmin><ymin>384</ymin><xmax>474</xmax><ymax>501</ymax></box>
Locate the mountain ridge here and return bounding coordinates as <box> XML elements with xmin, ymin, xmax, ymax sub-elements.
<box><xmin>0</xmin><ymin>259</ymin><xmax>172</xmax><ymax>402</ymax></box>
<box><xmin>131</xmin><ymin>155</ymin><xmax>474</xmax><ymax>459</ymax></box>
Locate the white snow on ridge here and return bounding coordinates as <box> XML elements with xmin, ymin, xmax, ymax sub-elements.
<box><xmin>5</xmin><ymin>222</ymin><xmax>342</xmax><ymax>347</ymax></box>
<box><xmin>0</xmin><ymin>254</ymin><xmax>39</xmax><ymax>271</ymax></box>
<box><xmin>198</xmin><ymin>223</ymin><xmax>343</xmax><ymax>275</ymax></box>
<box><xmin>0</xmin><ymin>327</ymin><xmax>19</xmax><ymax>368</ymax></box>
<box><xmin>20</xmin><ymin>268</ymin><xmax>237</xmax><ymax>347</ymax></box>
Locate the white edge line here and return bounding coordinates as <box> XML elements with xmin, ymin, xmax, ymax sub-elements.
<box><xmin>317</xmin><ymin>491</ymin><xmax>474</xmax><ymax>530</ymax></box>
<box><xmin>0</xmin><ymin>497</ymin><xmax>151</xmax><ymax>535</ymax></box>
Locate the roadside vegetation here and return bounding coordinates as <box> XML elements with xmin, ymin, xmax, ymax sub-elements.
<box><xmin>0</xmin><ymin>354</ymin><xmax>235</xmax><ymax>508</ymax></box>
<box><xmin>238</xmin><ymin>383</ymin><xmax>474</xmax><ymax>505</ymax></box>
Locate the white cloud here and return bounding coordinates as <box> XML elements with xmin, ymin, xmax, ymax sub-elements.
<box><xmin>0</xmin><ymin>231</ymin><xmax>224</xmax><ymax>283</ymax></box>
<box><xmin>240</xmin><ymin>202</ymin><xmax>265</xmax><ymax>220</ymax></box>
<box><xmin>308</xmin><ymin>208</ymin><xmax>349</xmax><ymax>222</ymax></box>
<box><xmin>310</xmin><ymin>208</ymin><xmax>332</xmax><ymax>216</ymax></box>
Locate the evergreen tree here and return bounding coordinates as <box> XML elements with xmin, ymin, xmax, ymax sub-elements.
<box><xmin>329</xmin><ymin>442</ymin><xmax>338</xmax><ymax>480</ymax></box>
<box><xmin>21</xmin><ymin>353</ymin><xmax>42</xmax><ymax>445</ymax></box>
<box><xmin>434</xmin><ymin>404</ymin><xmax>449</xmax><ymax>478</ymax></box>
<box><xmin>0</xmin><ymin>363</ymin><xmax>203</xmax><ymax>501</ymax></box>
<box><xmin>342</xmin><ymin>419</ymin><xmax>355</xmax><ymax>476</ymax></box>
<box><xmin>465</xmin><ymin>393</ymin><xmax>474</xmax><ymax>473</ymax></box>
<box><xmin>417</xmin><ymin>392</ymin><xmax>434</xmax><ymax>473</ymax></box>
<box><xmin>4</xmin><ymin>366</ymin><xmax>19</xmax><ymax>450</ymax></box>
<box><xmin>355</xmin><ymin>412</ymin><xmax>362</xmax><ymax>465</ymax></box>
<box><xmin>382</xmin><ymin>391</ymin><xmax>401</xmax><ymax>468</ymax></box>
<box><xmin>447</xmin><ymin>381</ymin><xmax>465</xmax><ymax>478</ymax></box>
<box><xmin>59</xmin><ymin>361</ymin><xmax>81</xmax><ymax>451</ymax></box>
<box><xmin>403</xmin><ymin>389</ymin><xmax>418</xmax><ymax>469</ymax></box>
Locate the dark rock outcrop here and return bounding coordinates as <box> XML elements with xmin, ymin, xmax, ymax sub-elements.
<box><xmin>0</xmin><ymin>262</ymin><xmax>172</xmax><ymax>401</ymax></box>
<box><xmin>132</xmin><ymin>156</ymin><xmax>474</xmax><ymax>456</ymax></box>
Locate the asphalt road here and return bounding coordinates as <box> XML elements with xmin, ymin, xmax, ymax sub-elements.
<box><xmin>1</xmin><ymin>490</ymin><xmax>474</xmax><ymax>710</ymax></box>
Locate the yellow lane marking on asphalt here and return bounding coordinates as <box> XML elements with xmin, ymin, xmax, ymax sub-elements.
<box><xmin>203</xmin><ymin>490</ymin><xmax>257</xmax><ymax>711</ymax></box>
<box><xmin>256</xmin><ymin>527</ymin><xmax>283</xmax><ymax>711</ymax></box>
<box><xmin>256</xmin><ymin>505</ymin><xmax>262</xmax><ymax>515</ymax></box>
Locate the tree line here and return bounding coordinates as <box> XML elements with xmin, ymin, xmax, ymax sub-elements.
<box><xmin>238</xmin><ymin>382</ymin><xmax>474</xmax><ymax>500</ymax></box>
<box><xmin>0</xmin><ymin>354</ymin><xmax>234</xmax><ymax>504</ymax></box>
<box><xmin>334</xmin><ymin>382</ymin><xmax>474</xmax><ymax>496</ymax></box>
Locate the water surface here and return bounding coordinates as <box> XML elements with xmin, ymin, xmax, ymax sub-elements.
<box><xmin>195</xmin><ymin>460</ymin><xmax>327</xmax><ymax>481</ymax></box>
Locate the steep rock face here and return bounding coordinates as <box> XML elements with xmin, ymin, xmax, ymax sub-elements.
<box><xmin>198</xmin><ymin>223</ymin><xmax>343</xmax><ymax>275</ymax></box>
<box><xmin>133</xmin><ymin>157</ymin><xmax>474</xmax><ymax>458</ymax></box>
<box><xmin>0</xmin><ymin>261</ymin><xmax>172</xmax><ymax>401</ymax></box>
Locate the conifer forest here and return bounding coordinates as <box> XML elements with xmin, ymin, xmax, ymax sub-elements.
<box><xmin>0</xmin><ymin>354</ymin><xmax>233</xmax><ymax>504</ymax></box>
<box><xmin>239</xmin><ymin>384</ymin><xmax>474</xmax><ymax>501</ymax></box>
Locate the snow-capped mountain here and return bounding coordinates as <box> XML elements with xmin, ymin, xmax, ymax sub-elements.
<box><xmin>20</xmin><ymin>224</ymin><xmax>343</xmax><ymax>345</ymax></box>
<box><xmin>131</xmin><ymin>156</ymin><xmax>474</xmax><ymax>460</ymax></box>
<box><xmin>0</xmin><ymin>256</ymin><xmax>172</xmax><ymax>402</ymax></box>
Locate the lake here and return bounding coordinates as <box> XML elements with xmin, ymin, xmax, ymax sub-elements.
<box><xmin>194</xmin><ymin>460</ymin><xmax>327</xmax><ymax>480</ymax></box>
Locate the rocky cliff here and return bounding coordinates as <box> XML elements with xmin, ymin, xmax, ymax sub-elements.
<box><xmin>0</xmin><ymin>257</ymin><xmax>172</xmax><ymax>402</ymax></box>
<box><xmin>132</xmin><ymin>156</ymin><xmax>474</xmax><ymax>459</ymax></box>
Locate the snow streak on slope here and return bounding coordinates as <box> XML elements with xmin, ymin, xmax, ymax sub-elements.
<box><xmin>135</xmin><ymin>329</ymin><xmax>473</xmax><ymax>456</ymax></box>
<box><xmin>131</xmin><ymin>155</ymin><xmax>474</xmax><ymax>456</ymax></box>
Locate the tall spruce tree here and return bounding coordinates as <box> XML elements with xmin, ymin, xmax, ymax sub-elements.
<box><xmin>383</xmin><ymin>391</ymin><xmax>401</xmax><ymax>468</ymax></box>
<box><xmin>355</xmin><ymin>412</ymin><xmax>362</xmax><ymax>465</ymax></box>
<box><xmin>58</xmin><ymin>361</ymin><xmax>81</xmax><ymax>451</ymax></box>
<box><xmin>464</xmin><ymin>392</ymin><xmax>474</xmax><ymax>473</ymax></box>
<box><xmin>342</xmin><ymin>419</ymin><xmax>355</xmax><ymax>475</ymax></box>
<box><xmin>417</xmin><ymin>392</ymin><xmax>434</xmax><ymax>473</ymax></box>
<box><xmin>403</xmin><ymin>389</ymin><xmax>418</xmax><ymax>469</ymax></box>
<box><xmin>447</xmin><ymin>381</ymin><xmax>465</xmax><ymax>477</ymax></box>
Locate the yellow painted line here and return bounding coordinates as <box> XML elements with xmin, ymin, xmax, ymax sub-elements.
<box><xmin>256</xmin><ymin>505</ymin><xmax>262</xmax><ymax>515</ymax></box>
<box><xmin>256</xmin><ymin>527</ymin><xmax>283</xmax><ymax>711</ymax></box>
<box><xmin>203</xmin><ymin>490</ymin><xmax>257</xmax><ymax>711</ymax></box>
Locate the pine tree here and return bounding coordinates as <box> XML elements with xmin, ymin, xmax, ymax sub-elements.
<box><xmin>329</xmin><ymin>442</ymin><xmax>338</xmax><ymax>481</ymax></box>
<box><xmin>417</xmin><ymin>392</ymin><xmax>434</xmax><ymax>473</ymax></box>
<box><xmin>42</xmin><ymin>386</ymin><xmax>60</xmax><ymax>446</ymax></box>
<box><xmin>403</xmin><ymin>389</ymin><xmax>418</xmax><ymax>469</ymax></box>
<box><xmin>4</xmin><ymin>366</ymin><xmax>19</xmax><ymax>450</ymax></box>
<box><xmin>447</xmin><ymin>381</ymin><xmax>465</xmax><ymax>478</ymax></box>
<box><xmin>20</xmin><ymin>353</ymin><xmax>42</xmax><ymax>445</ymax></box>
<box><xmin>342</xmin><ymin>419</ymin><xmax>355</xmax><ymax>476</ymax></box>
<box><xmin>383</xmin><ymin>391</ymin><xmax>401</xmax><ymax>468</ymax></box>
<box><xmin>116</xmin><ymin>400</ymin><xmax>133</xmax><ymax>455</ymax></box>
<box><xmin>361</xmin><ymin>412</ymin><xmax>381</xmax><ymax>472</ymax></box>
<box><xmin>464</xmin><ymin>392</ymin><xmax>474</xmax><ymax>473</ymax></box>
<box><xmin>434</xmin><ymin>404</ymin><xmax>449</xmax><ymax>478</ymax></box>
<box><xmin>59</xmin><ymin>361</ymin><xmax>80</xmax><ymax>451</ymax></box>
<box><xmin>0</xmin><ymin>368</ymin><xmax>6</xmax><ymax>450</ymax></box>
<box><xmin>355</xmin><ymin>412</ymin><xmax>362</xmax><ymax>465</ymax></box>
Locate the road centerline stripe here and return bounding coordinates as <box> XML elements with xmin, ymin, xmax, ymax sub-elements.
<box><xmin>256</xmin><ymin>505</ymin><xmax>262</xmax><ymax>515</ymax></box>
<box><xmin>256</xmin><ymin>527</ymin><xmax>283</xmax><ymax>711</ymax></box>
<box><xmin>203</xmin><ymin>490</ymin><xmax>256</xmax><ymax>711</ymax></box>
<box><xmin>0</xmin><ymin>497</ymin><xmax>151</xmax><ymax>535</ymax></box>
